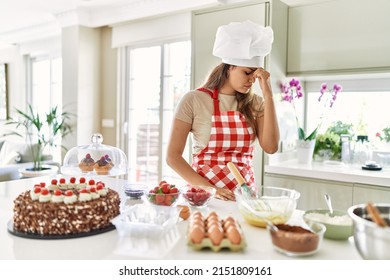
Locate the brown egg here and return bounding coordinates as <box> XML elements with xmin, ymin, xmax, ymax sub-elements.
<box><xmin>192</xmin><ymin>211</ymin><xmax>203</xmax><ymax>219</ymax></box>
<box><xmin>190</xmin><ymin>217</ymin><xmax>205</xmax><ymax>229</ymax></box>
<box><xmin>206</xmin><ymin>215</ymin><xmax>220</xmax><ymax>225</ymax></box>
<box><xmin>189</xmin><ymin>225</ymin><xmax>205</xmax><ymax>244</ymax></box>
<box><xmin>207</xmin><ymin>222</ymin><xmax>223</xmax><ymax>233</ymax></box>
<box><xmin>191</xmin><ymin>213</ymin><xmax>204</xmax><ymax>223</ymax></box>
<box><xmin>207</xmin><ymin>224</ymin><xmax>224</xmax><ymax>246</ymax></box>
<box><xmin>226</xmin><ymin>226</ymin><xmax>242</xmax><ymax>245</ymax></box>
<box><xmin>224</xmin><ymin>216</ymin><xmax>235</xmax><ymax>225</ymax></box>
<box><xmin>177</xmin><ymin>205</ymin><xmax>190</xmax><ymax>220</ymax></box>
<box><xmin>206</xmin><ymin>218</ymin><xmax>220</xmax><ymax>229</ymax></box>
<box><xmin>223</xmin><ymin>219</ymin><xmax>236</xmax><ymax>231</ymax></box>
<box><xmin>207</xmin><ymin>211</ymin><xmax>219</xmax><ymax>219</ymax></box>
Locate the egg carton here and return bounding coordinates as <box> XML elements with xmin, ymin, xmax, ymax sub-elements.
<box><xmin>187</xmin><ymin>220</ymin><xmax>246</xmax><ymax>252</ymax></box>
<box><xmin>187</xmin><ymin>235</ymin><xmax>246</xmax><ymax>252</ymax></box>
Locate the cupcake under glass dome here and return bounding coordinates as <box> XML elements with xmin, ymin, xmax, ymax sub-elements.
<box><xmin>61</xmin><ymin>133</ymin><xmax>128</xmax><ymax>176</ymax></box>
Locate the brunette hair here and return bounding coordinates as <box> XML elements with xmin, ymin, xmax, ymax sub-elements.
<box><xmin>201</xmin><ymin>63</ymin><xmax>259</xmax><ymax>133</ymax></box>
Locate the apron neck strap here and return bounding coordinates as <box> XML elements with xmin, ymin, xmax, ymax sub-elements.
<box><xmin>197</xmin><ymin>87</ymin><xmax>220</xmax><ymax>114</ymax></box>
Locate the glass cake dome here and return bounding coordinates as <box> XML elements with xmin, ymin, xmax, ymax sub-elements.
<box><xmin>61</xmin><ymin>133</ymin><xmax>128</xmax><ymax>176</ymax></box>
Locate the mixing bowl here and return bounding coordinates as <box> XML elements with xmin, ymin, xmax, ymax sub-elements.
<box><xmin>348</xmin><ymin>203</ymin><xmax>390</xmax><ymax>259</ymax></box>
<box><xmin>303</xmin><ymin>209</ymin><xmax>353</xmax><ymax>240</ymax></box>
<box><xmin>235</xmin><ymin>186</ymin><xmax>300</xmax><ymax>228</ymax></box>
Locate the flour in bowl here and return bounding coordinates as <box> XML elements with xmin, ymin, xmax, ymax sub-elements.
<box><xmin>305</xmin><ymin>212</ymin><xmax>353</xmax><ymax>226</ymax></box>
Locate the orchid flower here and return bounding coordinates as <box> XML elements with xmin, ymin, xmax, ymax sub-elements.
<box><xmin>281</xmin><ymin>79</ymin><xmax>342</xmax><ymax>141</ymax></box>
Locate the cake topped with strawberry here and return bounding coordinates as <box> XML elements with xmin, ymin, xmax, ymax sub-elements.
<box><xmin>13</xmin><ymin>177</ymin><xmax>120</xmax><ymax>236</ymax></box>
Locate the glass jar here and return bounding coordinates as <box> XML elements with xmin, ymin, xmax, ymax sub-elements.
<box><xmin>353</xmin><ymin>135</ymin><xmax>370</xmax><ymax>165</ymax></box>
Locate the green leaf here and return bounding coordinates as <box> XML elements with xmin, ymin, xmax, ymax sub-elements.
<box><xmin>4</xmin><ymin>104</ymin><xmax>75</xmax><ymax>170</ymax></box>
<box><xmin>305</xmin><ymin>128</ymin><xmax>318</xmax><ymax>141</ymax></box>
<box><xmin>298</xmin><ymin>127</ymin><xmax>306</xmax><ymax>140</ymax></box>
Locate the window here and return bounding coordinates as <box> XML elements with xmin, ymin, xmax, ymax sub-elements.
<box><xmin>30</xmin><ymin>56</ymin><xmax>63</xmax><ymax>162</ymax></box>
<box><xmin>126</xmin><ymin>41</ymin><xmax>191</xmax><ymax>185</ymax></box>
<box><xmin>305</xmin><ymin>77</ymin><xmax>390</xmax><ymax>143</ymax></box>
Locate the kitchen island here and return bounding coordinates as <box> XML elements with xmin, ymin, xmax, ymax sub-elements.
<box><xmin>0</xmin><ymin>176</ymin><xmax>360</xmax><ymax>260</ymax></box>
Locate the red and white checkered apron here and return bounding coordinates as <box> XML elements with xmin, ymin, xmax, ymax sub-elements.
<box><xmin>192</xmin><ymin>88</ymin><xmax>255</xmax><ymax>190</ymax></box>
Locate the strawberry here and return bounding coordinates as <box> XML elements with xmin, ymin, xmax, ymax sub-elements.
<box><xmin>161</xmin><ymin>183</ymin><xmax>170</xmax><ymax>194</ymax></box>
<box><xmin>34</xmin><ymin>187</ymin><xmax>42</xmax><ymax>194</ymax></box>
<box><xmin>40</xmin><ymin>182</ymin><xmax>46</xmax><ymax>187</ymax></box>
<box><xmin>155</xmin><ymin>194</ymin><xmax>165</xmax><ymax>204</ymax></box>
<box><xmin>65</xmin><ymin>190</ymin><xmax>73</xmax><ymax>196</ymax></box>
<box><xmin>41</xmin><ymin>188</ymin><xmax>49</xmax><ymax>195</ymax></box>
<box><xmin>164</xmin><ymin>195</ymin><xmax>173</xmax><ymax>206</ymax></box>
<box><xmin>59</xmin><ymin>178</ymin><xmax>66</xmax><ymax>184</ymax></box>
<box><xmin>159</xmin><ymin>180</ymin><xmax>167</xmax><ymax>187</ymax></box>
<box><xmin>80</xmin><ymin>188</ymin><xmax>88</xmax><ymax>193</ymax></box>
<box><xmin>70</xmin><ymin>177</ymin><xmax>76</xmax><ymax>183</ymax></box>
<box><xmin>88</xmin><ymin>179</ymin><xmax>95</xmax><ymax>185</ymax></box>
<box><xmin>54</xmin><ymin>190</ymin><xmax>62</xmax><ymax>196</ymax></box>
<box><xmin>89</xmin><ymin>187</ymin><xmax>96</xmax><ymax>193</ymax></box>
<box><xmin>79</xmin><ymin>177</ymin><xmax>86</xmax><ymax>184</ymax></box>
<box><xmin>96</xmin><ymin>184</ymin><xmax>103</xmax><ymax>190</ymax></box>
<box><xmin>51</xmin><ymin>179</ymin><xmax>58</xmax><ymax>185</ymax></box>
<box><xmin>169</xmin><ymin>187</ymin><xmax>179</xmax><ymax>194</ymax></box>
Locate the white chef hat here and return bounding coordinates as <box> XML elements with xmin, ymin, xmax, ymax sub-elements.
<box><xmin>212</xmin><ymin>20</ymin><xmax>274</xmax><ymax>68</ymax></box>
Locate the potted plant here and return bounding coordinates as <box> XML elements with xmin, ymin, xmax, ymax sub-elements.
<box><xmin>281</xmin><ymin>79</ymin><xmax>343</xmax><ymax>164</ymax></box>
<box><xmin>314</xmin><ymin>121</ymin><xmax>354</xmax><ymax>161</ymax></box>
<box><xmin>5</xmin><ymin>104</ymin><xmax>74</xmax><ymax>172</ymax></box>
<box><xmin>375</xmin><ymin>125</ymin><xmax>390</xmax><ymax>152</ymax></box>
<box><xmin>376</xmin><ymin>126</ymin><xmax>390</xmax><ymax>143</ymax></box>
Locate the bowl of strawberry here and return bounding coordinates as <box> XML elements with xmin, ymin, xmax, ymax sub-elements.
<box><xmin>182</xmin><ymin>185</ymin><xmax>216</xmax><ymax>208</ymax></box>
<box><xmin>145</xmin><ymin>180</ymin><xmax>180</xmax><ymax>206</ymax></box>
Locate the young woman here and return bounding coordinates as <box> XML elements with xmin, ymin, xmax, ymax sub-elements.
<box><xmin>166</xmin><ymin>21</ymin><xmax>280</xmax><ymax>200</ymax></box>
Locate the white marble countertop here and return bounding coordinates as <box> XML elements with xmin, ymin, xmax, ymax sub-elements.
<box><xmin>265</xmin><ymin>160</ymin><xmax>390</xmax><ymax>187</ymax></box>
<box><xmin>0</xmin><ymin>176</ymin><xmax>361</xmax><ymax>260</ymax></box>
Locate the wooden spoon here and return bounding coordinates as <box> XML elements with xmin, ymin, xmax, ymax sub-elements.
<box><xmin>366</xmin><ymin>203</ymin><xmax>387</xmax><ymax>227</ymax></box>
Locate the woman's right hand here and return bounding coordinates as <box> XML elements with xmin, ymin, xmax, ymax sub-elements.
<box><xmin>215</xmin><ymin>186</ymin><xmax>235</xmax><ymax>201</ymax></box>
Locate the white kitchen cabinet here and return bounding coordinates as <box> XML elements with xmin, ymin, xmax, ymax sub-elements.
<box><xmin>353</xmin><ymin>184</ymin><xmax>390</xmax><ymax>205</ymax></box>
<box><xmin>264</xmin><ymin>173</ymin><xmax>353</xmax><ymax>211</ymax></box>
<box><xmin>287</xmin><ymin>0</ymin><xmax>390</xmax><ymax>74</ymax></box>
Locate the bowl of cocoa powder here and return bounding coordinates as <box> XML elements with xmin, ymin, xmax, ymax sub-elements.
<box><xmin>267</xmin><ymin>222</ymin><xmax>325</xmax><ymax>257</ymax></box>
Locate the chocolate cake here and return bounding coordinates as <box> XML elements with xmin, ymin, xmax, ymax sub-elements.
<box><xmin>13</xmin><ymin>177</ymin><xmax>120</xmax><ymax>236</ymax></box>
